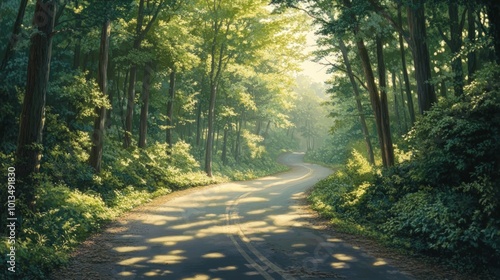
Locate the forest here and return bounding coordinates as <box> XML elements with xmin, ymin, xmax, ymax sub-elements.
<box><xmin>0</xmin><ymin>0</ymin><xmax>499</xmax><ymax>279</ymax></box>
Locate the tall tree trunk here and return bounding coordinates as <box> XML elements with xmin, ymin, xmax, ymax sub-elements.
<box><xmin>195</xmin><ymin>101</ymin><xmax>202</xmax><ymax>146</ymax></box>
<box><xmin>392</xmin><ymin>71</ymin><xmax>403</xmax><ymax>135</ymax></box>
<box><xmin>398</xmin><ymin>4</ymin><xmax>416</xmax><ymax>125</ymax></box>
<box><xmin>205</xmin><ymin>19</ymin><xmax>226</xmax><ymax>177</ymax></box>
<box><xmin>376</xmin><ymin>36</ymin><xmax>395</xmax><ymax>167</ymax></box>
<box><xmin>343</xmin><ymin>0</ymin><xmax>393</xmax><ymax>167</ymax></box>
<box><xmin>138</xmin><ymin>63</ymin><xmax>152</xmax><ymax>148</ymax></box>
<box><xmin>234</xmin><ymin>113</ymin><xmax>244</xmax><ymax>163</ymax></box>
<box><xmin>407</xmin><ymin>0</ymin><xmax>437</xmax><ymax>113</ymax></box>
<box><xmin>89</xmin><ymin>18</ymin><xmax>111</xmax><ymax>173</ymax></box>
<box><xmin>124</xmin><ymin>64</ymin><xmax>137</xmax><ymax>148</ymax></box>
<box><xmin>448</xmin><ymin>2</ymin><xmax>464</xmax><ymax>96</ymax></box>
<box><xmin>398</xmin><ymin>74</ymin><xmax>409</xmax><ymax>133</ymax></box>
<box><xmin>124</xmin><ymin>0</ymin><xmax>146</xmax><ymax>148</ymax></box>
<box><xmin>221</xmin><ymin>125</ymin><xmax>229</xmax><ymax>165</ymax></box>
<box><xmin>15</xmin><ymin>0</ymin><xmax>56</xmax><ymax>207</ymax></box>
<box><xmin>263</xmin><ymin>120</ymin><xmax>271</xmax><ymax>139</ymax></box>
<box><xmin>0</xmin><ymin>0</ymin><xmax>28</xmax><ymax>72</ymax></box>
<box><xmin>205</xmin><ymin>82</ymin><xmax>217</xmax><ymax>176</ymax></box>
<box><xmin>467</xmin><ymin>6</ymin><xmax>477</xmax><ymax>81</ymax></box>
<box><xmin>486</xmin><ymin>2</ymin><xmax>500</xmax><ymax>65</ymax></box>
<box><xmin>72</xmin><ymin>1</ymin><xmax>82</xmax><ymax>69</ymax></box>
<box><xmin>338</xmin><ymin>38</ymin><xmax>375</xmax><ymax>164</ymax></box>
<box><xmin>166</xmin><ymin>70</ymin><xmax>176</xmax><ymax>153</ymax></box>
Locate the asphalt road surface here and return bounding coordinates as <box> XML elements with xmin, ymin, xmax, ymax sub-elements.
<box><xmin>55</xmin><ymin>152</ymin><xmax>413</xmax><ymax>280</ymax></box>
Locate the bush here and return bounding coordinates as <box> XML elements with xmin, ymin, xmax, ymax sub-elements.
<box><xmin>308</xmin><ymin>65</ymin><xmax>500</xmax><ymax>269</ymax></box>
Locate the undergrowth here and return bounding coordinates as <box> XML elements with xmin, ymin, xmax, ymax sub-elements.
<box><xmin>0</xmin><ymin>139</ymin><xmax>287</xmax><ymax>280</ymax></box>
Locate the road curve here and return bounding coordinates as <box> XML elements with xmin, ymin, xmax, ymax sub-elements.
<box><xmin>54</xmin><ymin>152</ymin><xmax>413</xmax><ymax>279</ymax></box>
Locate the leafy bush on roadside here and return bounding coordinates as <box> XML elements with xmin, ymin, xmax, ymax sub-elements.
<box><xmin>308</xmin><ymin>64</ymin><xmax>500</xmax><ymax>271</ymax></box>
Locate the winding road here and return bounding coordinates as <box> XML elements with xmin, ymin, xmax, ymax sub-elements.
<box><xmin>54</xmin><ymin>152</ymin><xmax>413</xmax><ymax>279</ymax></box>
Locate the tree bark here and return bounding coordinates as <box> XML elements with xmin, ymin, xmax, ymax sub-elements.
<box><xmin>221</xmin><ymin>125</ymin><xmax>229</xmax><ymax>165</ymax></box>
<box><xmin>166</xmin><ymin>70</ymin><xmax>176</xmax><ymax>153</ymax></box>
<box><xmin>338</xmin><ymin>38</ymin><xmax>375</xmax><ymax>165</ymax></box>
<box><xmin>15</xmin><ymin>0</ymin><xmax>56</xmax><ymax>207</ymax></box>
<box><xmin>467</xmin><ymin>6</ymin><xmax>477</xmax><ymax>81</ymax></box>
<box><xmin>392</xmin><ymin>71</ymin><xmax>403</xmax><ymax>135</ymax></box>
<box><xmin>89</xmin><ymin>18</ymin><xmax>111</xmax><ymax>173</ymax></box>
<box><xmin>485</xmin><ymin>2</ymin><xmax>500</xmax><ymax>65</ymax></box>
<box><xmin>0</xmin><ymin>0</ymin><xmax>28</xmax><ymax>72</ymax></box>
<box><xmin>138</xmin><ymin>63</ymin><xmax>152</xmax><ymax>148</ymax></box>
<box><xmin>124</xmin><ymin>64</ymin><xmax>137</xmax><ymax>148</ymax></box>
<box><xmin>376</xmin><ymin>36</ymin><xmax>395</xmax><ymax>167</ymax></box>
<box><xmin>407</xmin><ymin>0</ymin><xmax>436</xmax><ymax>113</ymax></box>
<box><xmin>448</xmin><ymin>2</ymin><xmax>464</xmax><ymax>96</ymax></box>
<box><xmin>398</xmin><ymin>4</ymin><xmax>416</xmax><ymax>125</ymax></box>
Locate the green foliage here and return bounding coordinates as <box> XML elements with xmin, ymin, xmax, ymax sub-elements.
<box><xmin>308</xmin><ymin>65</ymin><xmax>500</xmax><ymax>271</ymax></box>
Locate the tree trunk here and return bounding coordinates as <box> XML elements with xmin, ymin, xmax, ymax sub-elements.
<box><xmin>392</xmin><ymin>71</ymin><xmax>403</xmax><ymax>135</ymax></box>
<box><xmin>222</xmin><ymin>126</ymin><xmax>228</xmax><ymax>165</ymax></box>
<box><xmin>398</xmin><ymin>4</ymin><xmax>416</xmax><ymax>125</ymax></box>
<box><xmin>0</xmin><ymin>0</ymin><xmax>28</xmax><ymax>72</ymax></box>
<box><xmin>234</xmin><ymin>114</ymin><xmax>244</xmax><ymax>163</ymax></box>
<box><xmin>467</xmin><ymin>6</ymin><xmax>477</xmax><ymax>81</ymax></box>
<box><xmin>138</xmin><ymin>63</ymin><xmax>152</xmax><ymax>148</ymax></box>
<box><xmin>205</xmin><ymin>83</ymin><xmax>217</xmax><ymax>176</ymax></box>
<box><xmin>89</xmin><ymin>18</ymin><xmax>111</xmax><ymax>173</ymax></box>
<box><xmin>354</xmin><ymin>36</ymin><xmax>391</xmax><ymax>167</ymax></box>
<box><xmin>338</xmin><ymin>38</ymin><xmax>375</xmax><ymax>164</ymax></box>
<box><xmin>124</xmin><ymin>64</ymin><xmax>137</xmax><ymax>148</ymax></box>
<box><xmin>407</xmin><ymin>0</ymin><xmax>437</xmax><ymax>113</ymax></box>
<box><xmin>263</xmin><ymin>120</ymin><xmax>271</xmax><ymax>139</ymax></box>
<box><xmin>195</xmin><ymin>101</ymin><xmax>202</xmax><ymax>146</ymax></box>
<box><xmin>448</xmin><ymin>2</ymin><xmax>464</xmax><ymax>96</ymax></box>
<box><xmin>398</xmin><ymin>74</ymin><xmax>409</xmax><ymax>133</ymax></box>
<box><xmin>15</xmin><ymin>0</ymin><xmax>56</xmax><ymax>207</ymax></box>
<box><xmin>72</xmin><ymin>1</ymin><xmax>82</xmax><ymax>69</ymax></box>
<box><xmin>486</xmin><ymin>2</ymin><xmax>500</xmax><ymax>64</ymax></box>
<box><xmin>166</xmin><ymin>70</ymin><xmax>176</xmax><ymax>153</ymax></box>
<box><xmin>123</xmin><ymin>0</ymin><xmax>146</xmax><ymax>148</ymax></box>
<box><xmin>376</xmin><ymin>36</ymin><xmax>395</xmax><ymax>167</ymax></box>
<box><xmin>205</xmin><ymin>18</ymin><xmax>227</xmax><ymax>177</ymax></box>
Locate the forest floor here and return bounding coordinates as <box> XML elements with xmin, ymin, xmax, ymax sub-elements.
<box><xmin>51</xmin><ymin>154</ymin><xmax>498</xmax><ymax>280</ymax></box>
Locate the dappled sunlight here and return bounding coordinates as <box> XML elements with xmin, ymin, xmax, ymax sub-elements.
<box><xmin>113</xmin><ymin>246</ymin><xmax>148</xmax><ymax>253</ymax></box>
<box><xmin>171</xmin><ymin>220</ymin><xmax>216</xmax><ymax>230</ymax></box>
<box><xmin>373</xmin><ymin>258</ymin><xmax>387</xmax><ymax>266</ymax></box>
<box><xmin>327</xmin><ymin>238</ymin><xmax>343</xmax><ymax>243</ymax></box>
<box><xmin>148</xmin><ymin>235</ymin><xmax>194</xmax><ymax>246</ymax></box>
<box><xmin>333</xmin><ymin>253</ymin><xmax>356</xmax><ymax>262</ymax></box>
<box><xmin>148</xmin><ymin>254</ymin><xmax>187</xmax><ymax>264</ymax></box>
<box><xmin>330</xmin><ymin>262</ymin><xmax>350</xmax><ymax>269</ymax></box>
<box><xmin>246</xmin><ymin>209</ymin><xmax>268</xmax><ymax>215</ymax></box>
<box><xmin>181</xmin><ymin>274</ymin><xmax>212</xmax><ymax>280</ymax></box>
<box><xmin>93</xmin><ymin>154</ymin><xmax>405</xmax><ymax>279</ymax></box>
<box><xmin>208</xmin><ymin>266</ymin><xmax>237</xmax><ymax>272</ymax></box>
<box><xmin>236</xmin><ymin>196</ymin><xmax>269</xmax><ymax>203</ymax></box>
<box><xmin>201</xmin><ymin>252</ymin><xmax>225</xmax><ymax>258</ymax></box>
<box><xmin>118</xmin><ymin>257</ymin><xmax>148</xmax><ymax>266</ymax></box>
<box><xmin>143</xmin><ymin>269</ymin><xmax>172</xmax><ymax>276</ymax></box>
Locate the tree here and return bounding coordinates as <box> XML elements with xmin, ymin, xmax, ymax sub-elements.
<box><xmin>407</xmin><ymin>0</ymin><xmax>436</xmax><ymax>113</ymax></box>
<box><xmin>89</xmin><ymin>15</ymin><xmax>111</xmax><ymax>173</ymax></box>
<box><xmin>337</xmin><ymin>38</ymin><xmax>375</xmax><ymax>164</ymax></box>
<box><xmin>15</xmin><ymin>0</ymin><xmax>56</xmax><ymax>207</ymax></box>
<box><xmin>0</xmin><ymin>0</ymin><xmax>28</xmax><ymax>72</ymax></box>
<box><xmin>124</xmin><ymin>0</ymin><xmax>166</xmax><ymax>148</ymax></box>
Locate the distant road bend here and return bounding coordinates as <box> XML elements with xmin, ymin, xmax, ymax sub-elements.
<box><xmin>55</xmin><ymin>152</ymin><xmax>413</xmax><ymax>279</ymax></box>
